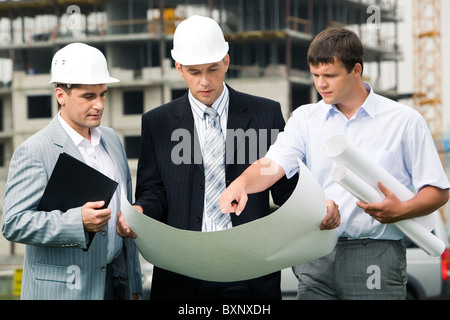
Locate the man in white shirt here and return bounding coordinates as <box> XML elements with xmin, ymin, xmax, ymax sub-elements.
<box><xmin>220</xmin><ymin>27</ymin><xmax>449</xmax><ymax>299</ymax></box>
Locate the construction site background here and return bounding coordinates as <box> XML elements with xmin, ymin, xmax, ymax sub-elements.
<box><xmin>0</xmin><ymin>0</ymin><xmax>449</xmax><ymax>300</ymax></box>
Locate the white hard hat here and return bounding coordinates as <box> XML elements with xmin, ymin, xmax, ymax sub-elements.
<box><xmin>49</xmin><ymin>42</ymin><xmax>119</xmax><ymax>85</ymax></box>
<box><xmin>171</xmin><ymin>15</ymin><xmax>229</xmax><ymax>66</ymax></box>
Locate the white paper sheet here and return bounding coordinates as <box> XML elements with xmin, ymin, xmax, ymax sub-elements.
<box><xmin>121</xmin><ymin>162</ymin><xmax>338</xmax><ymax>282</ymax></box>
<box><xmin>326</xmin><ymin>135</ymin><xmax>445</xmax><ymax>257</ymax></box>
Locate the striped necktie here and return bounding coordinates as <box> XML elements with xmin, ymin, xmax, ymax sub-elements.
<box><xmin>203</xmin><ymin>107</ymin><xmax>231</xmax><ymax>228</ymax></box>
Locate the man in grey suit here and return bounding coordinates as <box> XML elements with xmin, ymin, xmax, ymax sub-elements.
<box><xmin>2</xmin><ymin>43</ymin><xmax>142</xmax><ymax>300</ymax></box>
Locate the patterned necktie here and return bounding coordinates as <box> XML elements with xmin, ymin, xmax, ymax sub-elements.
<box><xmin>203</xmin><ymin>107</ymin><xmax>231</xmax><ymax>228</ymax></box>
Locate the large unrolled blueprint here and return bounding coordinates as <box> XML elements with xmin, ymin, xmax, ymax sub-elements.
<box><xmin>325</xmin><ymin>135</ymin><xmax>445</xmax><ymax>257</ymax></box>
<box><xmin>121</xmin><ymin>162</ymin><xmax>338</xmax><ymax>282</ymax></box>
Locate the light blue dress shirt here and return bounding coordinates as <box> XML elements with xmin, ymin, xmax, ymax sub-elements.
<box><xmin>266</xmin><ymin>83</ymin><xmax>450</xmax><ymax>240</ymax></box>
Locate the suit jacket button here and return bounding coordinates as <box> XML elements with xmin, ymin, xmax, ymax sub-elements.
<box><xmin>200</xmin><ymin>183</ymin><xmax>204</xmax><ymax>189</ymax></box>
<box><xmin>100</xmin><ymin>266</ymin><xmax>106</xmax><ymax>272</ymax></box>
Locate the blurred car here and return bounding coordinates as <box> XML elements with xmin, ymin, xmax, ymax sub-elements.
<box><xmin>405</xmin><ymin>212</ymin><xmax>450</xmax><ymax>300</ymax></box>
<box><xmin>281</xmin><ymin>268</ymin><xmax>298</xmax><ymax>299</ymax></box>
<box><xmin>140</xmin><ymin>260</ymin><xmax>153</xmax><ymax>300</ymax></box>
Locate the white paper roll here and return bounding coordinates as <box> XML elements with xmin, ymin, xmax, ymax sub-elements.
<box><xmin>331</xmin><ymin>164</ymin><xmax>384</xmax><ymax>203</ymax></box>
<box><xmin>325</xmin><ymin>135</ymin><xmax>418</xmax><ymax>201</ymax></box>
<box><xmin>331</xmin><ymin>164</ymin><xmax>445</xmax><ymax>257</ymax></box>
<box><xmin>326</xmin><ymin>135</ymin><xmax>445</xmax><ymax>257</ymax></box>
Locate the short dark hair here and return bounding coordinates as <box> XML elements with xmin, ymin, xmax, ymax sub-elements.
<box><xmin>307</xmin><ymin>27</ymin><xmax>364</xmax><ymax>74</ymax></box>
<box><xmin>55</xmin><ymin>84</ymin><xmax>80</xmax><ymax>109</ymax></box>
<box><xmin>56</xmin><ymin>83</ymin><xmax>81</xmax><ymax>94</ymax></box>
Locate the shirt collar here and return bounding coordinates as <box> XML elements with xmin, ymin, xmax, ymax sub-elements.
<box><xmin>58</xmin><ymin>112</ymin><xmax>101</xmax><ymax>147</ymax></box>
<box><xmin>189</xmin><ymin>83</ymin><xmax>229</xmax><ymax>120</ymax></box>
<box><xmin>325</xmin><ymin>82</ymin><xmax>376</xmax><ymax>120</ymax></box>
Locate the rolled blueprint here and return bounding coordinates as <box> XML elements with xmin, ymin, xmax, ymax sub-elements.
<box><xmin>326</xmin><ymin>135</ymin><xmax>445</xmax><ymax>257</ymax></box>
<box><xmin>331</xmin><ymin>164</ymin><xmax>384</xmax><ymax>203</ymax></box>
<box><xmin>331</xmin><ymin>164</ymin><xmax>445</xmax><ymax>256</ymax></box>
<box><xmin>325</xmin><ymin>134</ymin><xmax>434</xmax><ymax>229</ymax></box>
<box><xmin>325</xmin><ymin>135</ymin><xmax>419</xmax><ymax>202</ymax></box>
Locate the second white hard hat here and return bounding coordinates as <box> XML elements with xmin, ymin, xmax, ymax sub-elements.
<box><xmin>49</xmin><ymin>42</ymin><xmax>119</xmax><ymax>85</ymax></box>
<box><xmin>171</xmin><ymin>15</ymin><xmax>229</xmax><ymax>66</ymax></box>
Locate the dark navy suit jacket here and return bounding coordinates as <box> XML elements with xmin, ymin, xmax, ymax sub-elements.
<box><xmin>135</xmin><ymin>85</ymin><xmax>298</xmax><ymax>300</ymax></box>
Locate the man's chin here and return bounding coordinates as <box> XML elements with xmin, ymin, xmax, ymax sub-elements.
<box><xmin>322</xmin><ymin>97</ymin><xmax>335</xmax><ymax>105</ymax></box>
<box><xmin>87</xmin><ymin>120</ymin><xmax>102</xmax><ymax>128</ymax></box>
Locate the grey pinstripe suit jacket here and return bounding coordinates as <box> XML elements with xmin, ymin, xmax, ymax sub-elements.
<box><xmin>2</xmin><ymin>116</ymin><xmax>142</xmax><ymax>299</ymax></box>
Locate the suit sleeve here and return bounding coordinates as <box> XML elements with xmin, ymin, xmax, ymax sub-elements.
<box><xmin>109</xmin><ymin>131</ymin><xmax>143</xmax><ymax>295</ymax></box>
<box><xmin>134</xmin><ymin>113</ymin><xmax>169</xmax><ymax>221</ymax></box>
<box><xmin>2</xmin><ymin>143</ymin><xmax>87</xmax><ymax>248</ymax></box>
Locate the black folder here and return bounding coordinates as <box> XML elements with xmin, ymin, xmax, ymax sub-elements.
<box><xmin>38</xmin><ymin>152</ymin><xmax>119</xmax><ymax>248</ymax></box>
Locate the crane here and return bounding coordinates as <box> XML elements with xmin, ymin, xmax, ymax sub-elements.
<box><xmin>412</xmin><ymin>0</ymin><xmax>443</xmax><ymax>144</ymax></box>
<box><xmin>412</xmin><ymin>0</ymin><xmax>445</xmax><ymax>220</ymax></box>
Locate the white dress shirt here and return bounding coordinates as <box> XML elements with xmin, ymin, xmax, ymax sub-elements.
<box><xmin>266</xmin><ymin>83</ymin><xmax>450</xmax><ymax>240</ymax></box>
<box><xmin>58</xmin><ymin>113</ymin><xmax>122</xmax><ymax>263</ymax></box>
<box><xmin>189</xmin><ymin>84</ymin><xmax>233</xmax><ymax>232</ymax></box>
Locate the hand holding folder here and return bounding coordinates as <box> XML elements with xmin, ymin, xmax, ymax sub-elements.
<box><xmin>38</xmin><ymin>152</ymin><xmax>118</xmax><ymax>249</ymax></box>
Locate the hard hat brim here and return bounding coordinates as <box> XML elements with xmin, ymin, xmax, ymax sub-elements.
<box><xmin>171</xmin><ymin>45</ymin><xmax>229</xmax><ymax>66</ymax></box>
<box><xmin>49</xmin><ymin>76</ymin><xmax>120</xmax><ymax>85</ymax></box>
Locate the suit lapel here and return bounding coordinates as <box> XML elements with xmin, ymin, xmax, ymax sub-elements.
<box><xmin>226</xmin><ymin>86</ymin><xmax>252</xmax><ymax>130</ymax></box>
<box><xmin>100</xmin><ymin>130</ymin><xmax>125</xmax><ymax>186</ymax></box>
<box><xmin>48</xmin><ymin>116</ymin><xmax>84</xmax><ymax>162</ymax></box>
<box><xmin>173</xmin><ymin>94</ymin><xmax>203</xmax><ymax>169</ymax></box>
<box><xmin>50</xmin><ymin>116</ymin><xmax>124</xmax><ymax>186</ymax></box>
<box><xmin>225</xmin><ymin>86</ymin><xmax>252</xmax><ymax>170</ymax></box>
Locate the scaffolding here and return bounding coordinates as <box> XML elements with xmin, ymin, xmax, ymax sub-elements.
<box><xmin>0</xmin><ymin>0</ymin><xmax>403</xmax><ymax>256</ymax></box>
<box><xmin>0</xmin><ymin>0</ymin><xmax>401</xmax><ymax>105</ymax></box>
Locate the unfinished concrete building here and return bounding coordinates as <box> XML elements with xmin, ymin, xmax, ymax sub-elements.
<box><xmin>0</xmin><ymin>0</ymin><xmax>401</xmax><ymax>195</ymax></box>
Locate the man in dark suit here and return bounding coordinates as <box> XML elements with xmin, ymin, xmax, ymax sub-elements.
<box><xmin>118</xmin><ymin>15</ymin><xmax>299</xmax><ymax>300</ymax></box>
